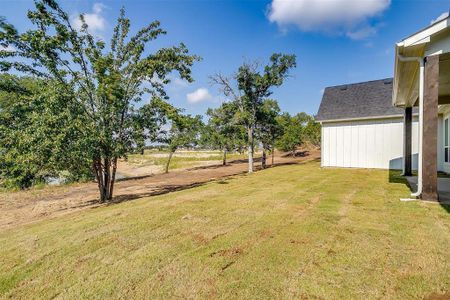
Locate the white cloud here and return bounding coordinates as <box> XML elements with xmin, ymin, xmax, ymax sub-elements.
<box><xmin>72</xmin><ymin>3</ymin><xmax>106</xmax><ymax>34</ymax></box>
<box><xmin>431</xmin><ymin>12</ymin><xmax>449</xmax><ymax>25</ymax></box>
<box><xmin>186</xmin><ymin>88</ymin><xmax>213</xmax><ymax>104</ymax></box>
<box><xmin>92</xmin><ymin>3</ymin><xmax>106</xmax><ymax>14</ymax></box>
<box><xmin>268</xmin><ymin>0</ymin><xmax>390</xmax><ymax>39</ymax></box>
<box><xmin>170</xmin><ymin>77</ymin><xmax>189</xmax><ymax>89</ymax></box>
<box><xmin>346</xmin><ymin>26</ymin><xmax>377</xmax><ymax>40</ymax></box>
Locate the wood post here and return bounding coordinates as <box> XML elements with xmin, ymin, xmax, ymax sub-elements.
<box><xmin>403</xmin><ymin>107</ymin><xmax>412</xmax><ymax>176</ymax></box>
<box><xmin>422</xmin><ymin>55</ymin><xmax>439</xmax><ymax>201</ymax></box>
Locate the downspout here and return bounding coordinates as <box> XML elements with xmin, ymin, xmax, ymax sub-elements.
<box><xmin>412</xmin><ymin>58</ymin><xmax>424</xmax><ymax>198</ymax></box>
<box><xmin>397</xmin><ymin>54</ymin><xmax>424</xmax><ymax>198</ymax></box>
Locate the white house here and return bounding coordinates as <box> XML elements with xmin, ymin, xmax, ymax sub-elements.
<box><xmin>316</xmin><ymin>78</ymin><xmax>420</xmax><ymax>170</ymax></box>
<box><xmin>316</xmin><ymin>14</ymin><xmax>450</xmax><ymax>201</ymax></box>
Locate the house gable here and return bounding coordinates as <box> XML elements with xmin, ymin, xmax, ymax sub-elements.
<box><xmin>316</xmin><ymin>78</ymin><xmax>406</xmax><ymax>122</ymax></box>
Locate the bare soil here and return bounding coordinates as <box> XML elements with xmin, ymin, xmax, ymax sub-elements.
<box><xmin>0</xmin><ymin>150</ymin><xmax>320</xmax><ymax>230</ymax></box>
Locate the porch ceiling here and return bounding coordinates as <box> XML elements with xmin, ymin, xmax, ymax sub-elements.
<box><xmin>440</xmin><ymin>54</ymin><xmax>450</xmax><ymax>101</ymax></box>
<box><xmin>392</xmin><ymin>45</ymin><xmax>423</xmax><ymax>107</ymax></box>
<box><xmin>393</xmin><ymin>16</ymin><xmax>450</xmax><ymax>108</ymax></box>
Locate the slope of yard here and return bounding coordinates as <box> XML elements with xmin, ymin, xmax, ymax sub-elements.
<box><xmin>1</xmin><ymin>161</ymin><xmax>449</xmax><ymax>299</ymax></box>
<box><xmin>119</xmin><ymin>150</ymin><xmax>249</xmax><ymax>177</ymax></box>
<box><xmin>0</xmin><ymin>150</ymin><xmax>309</xmax><ymax>230</ymax></box>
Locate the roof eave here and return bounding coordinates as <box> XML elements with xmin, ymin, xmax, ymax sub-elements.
<box><xmin>393</xmin><ymin>17</ymin><xmax>449</xmax><ymax>108</ymax></box>
<box><xmin>318</xmin><ymin>113</ymin><xmax>418</xmax><ymax>124</ymax></box>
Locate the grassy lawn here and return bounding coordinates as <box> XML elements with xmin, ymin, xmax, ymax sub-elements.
<box><xmin>0</xmin><ymin>161</ymin><xmax>449</xmax><ymax>299</ymax></box>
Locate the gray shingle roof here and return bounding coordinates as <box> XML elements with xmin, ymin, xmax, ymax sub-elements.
<box><xmin>316</xmin><ymin>78</ymin><xmax>406</xmax><ymax>122</ymax></box>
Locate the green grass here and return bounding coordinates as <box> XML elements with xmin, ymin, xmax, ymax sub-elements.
<box><xmin>127</xmin><ymin>150</ymin><xmax>248</xmax><ymax>171</ymax></box>
<box><xmin>1</xmin><ymin>161</ymin><xmax>449</xmax><ymax>299</ymax></box>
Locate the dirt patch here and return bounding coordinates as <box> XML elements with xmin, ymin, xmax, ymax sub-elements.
<box><xmin>424</xmin><ymin>292</ymin><xmax>450</xmax><ymax>300</ymax></box>
<box><xmin>210</xmin><ymin>247</ymin><xmax>244</xmax><ymax>257</ymax></box>
<box><xmin>0</xmin><ymin>150</ymin><xmax>320</xmax><ymax>231</ymax></box>
<box><xmin>116</xmin><ymin>160</ymin><xmax>162</xmax><ymax>177</ymax></box>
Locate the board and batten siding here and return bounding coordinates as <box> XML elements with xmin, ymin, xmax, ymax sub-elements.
<box><xmin>321</xmin><ymin>117</ymin><xmax>419</xmax><ymax>170</ymax></box>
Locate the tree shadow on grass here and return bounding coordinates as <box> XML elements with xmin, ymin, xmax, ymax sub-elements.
<box><xmin>188</xmin><ymin>156</ymin><xmax>264</xmax><ymax>169</ymax></box>
<box><xmin>281</xmin><ymin>150</ymin><xmax>309</xmax><ymax>158</ymax></box>
<box><xmin>76</xmin><ymin>154</ymin><xmax>320</xmax><ymax>208</ymax></box>
<box><xmin>108</xmin><ymin>181</ymin><xmax>208</xmax><ymax>204</ymax></box>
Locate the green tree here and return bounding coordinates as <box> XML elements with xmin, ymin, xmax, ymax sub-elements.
<box><xmin>286</xmin><ymin>112</ymin><xmax>321</xmax><ymax>147</ymax></box>
<box><xmin>255</xmin><ymin>99</ymin><xmax>281</xmax><ymax>168</ymax></box>
<box><xmin>276</xmin><ymin>113</ymin><xmax>304</xmax><ymax>156</ymax></box>
<box><xmin>303</xmin><ymin>117</ymin><xmax>321</xmax><ymax>147</ymax></box>
<box><xmin>204</xmin><ymin>101</ymin><xmax>246</xmax><ymax>165</ymax></box>
<box><xmin>0</xmin><ymin>75</ymin><xmax>92</xmax><ymax>188</ymax></box>
<box><xmin>211</xmin><ymin>54</ymin><xmax>296</xmax><ymax>173</ymax></box>
<box><xmin>151</xmin><ymin>98</ymin><xmax>203</xmax><ymax>173</ymax></box>
<box><xmin>0</xmin><ymin>1</ymin><xmax>198</xmax><ymax>201</ymax></box>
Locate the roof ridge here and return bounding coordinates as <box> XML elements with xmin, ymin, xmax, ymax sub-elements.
<box><xmin>324</xmin><ymin>77</ymin><xmax>393</xmax><ymax>90</ymax></box>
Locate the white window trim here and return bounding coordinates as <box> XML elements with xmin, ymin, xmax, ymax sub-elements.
<box><xmin>445</xmin><ymin>116</ymin><xmax>450</xmax><ymax>165</ymax></box>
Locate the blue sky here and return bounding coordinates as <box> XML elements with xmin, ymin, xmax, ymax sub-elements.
<box><xmin>1</xmin><ymin>0</ymin><xmax>449</xmax><ymax>116</ymax></box>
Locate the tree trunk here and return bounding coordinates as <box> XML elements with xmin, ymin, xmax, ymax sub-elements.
<box><xmin>222</xmin><ymin>148</ymin><xmax>227</xmax><ymax>165</ymax></box>
<box><xmin>93</xmin><ymin>156</ymin><xmax>117</xmax><ymax>203</ymax></box>
<box><xmin>109</xmin><ymin>157</ymin><xmax>118</xmax><ymax>200</ymax></box>
<box><xmin>271</xmin><ymin>142</ymin><xmax>275</xmax><ymax>166</ymax></box>
<box><xmin>292</xmin><ymin>148</ymin><xmax>296</xmax><ymax>157</ymax></box>
<box><xmin>247</xmin><ymin>126</ymin><xmax>254</xmax><ymax>173</ymax></box>
<box><xmin>103</xmin><ymin>157</ymin><xmax>110</xmax><ymax>201</ymax></box>
<box><xmin>262</xmin><ymin>146</ymin><xmax>267</xmax><ymax>169</ymax></box>
<box><xmin>165</xmin><ymin>150</ymin><xmax>174</xmax><ymax>173</ymax></box>
<box><xmin>93</xmin><ymin>158</ymin><xmax>104</xmax><ymax>201</ymax></box>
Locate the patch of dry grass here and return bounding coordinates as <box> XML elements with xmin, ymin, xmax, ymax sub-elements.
<box><xmin>126</xmin><ymin>150</ymin><xmax>248</xmax><ymax>171</ymax></box>
<box><xmin>0</xmin><ymin>161</ymin><xmax>449</xmax><ymax>299</ymax></box>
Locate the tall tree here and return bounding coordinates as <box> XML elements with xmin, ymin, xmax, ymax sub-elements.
<box><xmin>204</xmin><ymin>101</ymin><xmax>245</xmax><ymax>165</ymax></box>
<box><xmin>0</xmin><ymin>1</ymin><xmax>198</xmax><ymax>201</ymax></box>
<box><xmin>151</xmin><ymin>98</ymin><xmax>203</xmax><ymax>173</ymax></box>
<box><xmin>211</xmin><ymin>54</ymin><xmax>296</xmax><ymax>173</ymax></box>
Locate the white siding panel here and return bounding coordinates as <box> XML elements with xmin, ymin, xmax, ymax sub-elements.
<box><xmin>366</xmin><ymin>123</ymin><xmax>376</xmax><ymax>168</ymax></box>
<box><xmin>388</xmin><ymin>121</ymin><xmax>400</xmax><ymax>169</ymax></box>
<box><xmin>343</xmin><ymin>124</ymin><xmax>352</xmax><ymax>167</ymax></box>
<box><xmin>329</xmin><ymin>126</ymin><xmax>337</xmax><ymax>166</ymax></box>
<box><xmin>323</xmin><ymin>126</ymin><xmax>330</xmax><ymax>167</ymax></box>
<box><xmin>321</xmin><ymin>118</ymin><xmax>419</xmax><ymax>169</ymax></box>
<box><xmin>358</xmin><ymin>124</ymin><xmax>367</xmax><ymax>168</ymax></box>
<box><xmin>412</xmin><ymin>118</ymin><xmax>419</xmax><ymax>170</ymax></box>
<box><xmin>336</xmin><ymin>126</ymin><xmax>344</xmax><ymax>166</ymax></box>
<box><xmin>381</xmin><ymin>121</ymin><xmax>390</xmax><ymax>169</ymax></box>
<box><xmin>350</xmin><ymin>125</ymin><xmax>359</xmax><ymax>167</ymax></box>
<box><xmin>374</xmin><ymin>120</ymin><xmax>384</xmax><ymax>168</ymax></box>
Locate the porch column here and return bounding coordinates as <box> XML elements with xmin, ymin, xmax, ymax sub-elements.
<box><xmin>403</xmin><ymin>107</ymin><xmax>412</xmax><ymax>176</ymax></box>
<box><xmin>422</xmin><ymin>55</ymin><xmax>439</xmax><ymax>201</ymax></box>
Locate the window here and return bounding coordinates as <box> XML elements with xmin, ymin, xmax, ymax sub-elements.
<box><xmin>445</xmin><ymin>118</ymin><xmax>449</xmax><ymax>163</ymax></box>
